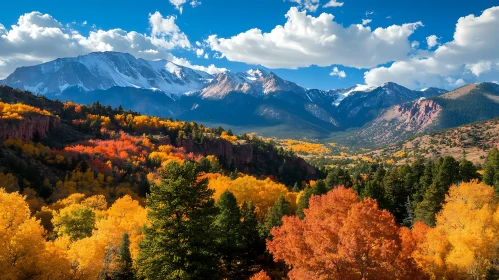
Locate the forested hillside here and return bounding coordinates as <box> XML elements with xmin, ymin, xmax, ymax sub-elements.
<box><xmin>1</xmin><ymin>86</ymin><xmax>498</xmax><ymax>279</ymax></box>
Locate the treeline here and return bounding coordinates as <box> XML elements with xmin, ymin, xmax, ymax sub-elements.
<box><xmin>306</xmin><ymin>149</ymin><xmax>499</xmax><ymax>228</ymax></box>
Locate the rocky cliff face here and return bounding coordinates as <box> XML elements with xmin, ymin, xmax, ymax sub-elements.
<box><xmin>0</xmin><ymin>115</ymin><xmax>61</xmax><ymax>143</ymax></box>
<box><xmin>178</xmin><ymin>137</ymin><xmax>316</xmax><ymax>183</ymax></box>
<box><xmin>357</xmin><ymin>99</ymin><xmax>442</xmax><ymax>146</ymax></box>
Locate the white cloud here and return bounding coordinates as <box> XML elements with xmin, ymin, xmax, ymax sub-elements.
<box><xmin>204</xmin><ymin>53</ymin><xmax>209</xmax><ymax>59</ymax></box>
<box><xmin>190</xmin><ymin>0</ymin><xmax>201</xmax><ymax>7</ymax></box>
<box><xmin>362</xmin><ymin>19</ymin><xmax>372</xmax><ymax>25</ymax></box>
<box><xmin>196</xmin><ymin>48</ymin><xmax>204</xmax><ymax>57</ymax></box>
<box><xmin>411</xmin><ymin>41</ymin><xmax>420</xmax><ymax>49</ymax></box>
<box><xmin>0</xmin><ymin>11</ymin><xmax>193</xmax><ymax>78</ymax></box>
<box><xmin>168</xmin><ymin>0</ymin><xmax>201</xmax><ymax>13</ymax></box>
<box><xmin>426</xmin><ymin>35</ymin><xmax>438</xmax><ymax>49</ymax></box>
<box><xmin>330</xmin><ymin>67</ymin><xmax>346</xmax><ymax>78</ymax></box>
<box><xmin>286</xmin><ymin>0</ymin><xmax>320</xmax><ymax>12</ymax></box>
<box><xmin>465</xmin><ymin>61</ymin><xmax>492</xmax><ymax>76</ymax></box>
<box><xmin>208</xmin><ymin>7</ymin><xmax>422</xmax><ymax>69</ymax></box>
<box><xmin>171</xmin><ymin>56</ymin><xmax>226</xmax><ymax>74</ymax></box>
<box><xmin>82</xmin><ymin>21</ymin><xmax>87</xmax><ymax>26</ymax></box>
<box><xmin>366</xmin><ymin>11</ymin><xmax>374</xmax><ymax>16</ymax></box>
<box><xmin>364</xmin><ymin>6</ymin><xmax>499</xmax><ymax>89</ymax></box>
<box><xmin>323</xmin><ymin>0</ymin><xmax>344</xmax><ymax>8</ymax></box>
<box><xmin>149</xmin><ymin>11</ymin><xmax>180</xmax><ymax>35</ymax></box>
<box><xmin>0</xmin><ymin>59</ymin><xmax>5</xmax><ymax>67</ymax></box>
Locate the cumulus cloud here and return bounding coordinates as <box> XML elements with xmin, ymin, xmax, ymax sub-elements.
<box><xmin>426</xmin><ymin>35</ymin><xmax>438</xmax><ymax>49</ymax></box>
<box><xmin>149</xmin><ymin>11</ymin><xmax>180</xmax><ymax>35</ymax></box>
<box><xmin>0</xmin><ymin>11</ymin><xmax>194</xmax><ymax>78</ymax></box>
<box><xmin>323</xmin><ymin>0</ymin><xmax>344</xmax><ymax>8</ymax></box>
<box><xmin>364</xmin><ymin>6</ymin><xmax>499</xmax><ymax>89</ymax></box>
<box><xmin>208</xmin><ymin>7</ymin><xmax>422</xmax><ymax>69</ymax></box>
<box><xmin>330</xmin><ymin>67</ymin><xmax>346</xmax><ymax>78</ymax></box>
<box><xmin>362</xmin><ymin>19</ymin><xmax>372</xmax><ymax>25</ymax></box>
<box><xmin>171</xmin><ymin>56</ymin><xmax>226</xmax><ymax>74</ymax></box>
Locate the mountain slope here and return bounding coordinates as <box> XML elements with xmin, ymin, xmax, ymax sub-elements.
<box><xmin>1</xmin><ymin>52</ymin><xmax>213</xmax><ymax>96</ymax></box>
<box><xmin>336</xmin><ymin>82</ymin><xmax>444</xmax><ymax>127</ymax></box>
<box><xmin>357</xmin><ymin>82</ymin><xmax>499</xmax><ymax>146</ymax></box>
<box><xmin>368</xmin><ymin>117</ymin><xmax>499</xmax><ymax>165</ymax></box>
<box><xmin>1</xmin><ymin>51</ymin><xmax>453</xmax><ymax>138</ymax></box>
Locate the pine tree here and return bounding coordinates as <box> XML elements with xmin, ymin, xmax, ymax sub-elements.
<box><xmin>230</xmin><ymin>168</ymin><xmax>239</xmax><ymax>180</ymax></box>
<box><xmin>213</xmin><ymin>190</ymin><xmax>243</xmax><ymax>276</ymax></box>
<box><xmin>296</xmin><ymin>187</ymin><xmax>314</xmax><ymax>219</ymax></box>
<box><xmin>414</xmin><ymin>182</ymin><xmax>441</xmax><ymax>226</ymax></box>
<box><xmin>484</xmin><ymin>148</ymin><xmax>499</xmax><ymax>194</ymax></box>
<box><xmin>113</xmin><ymin>233</ymin><xmax>135</xmax><ymax>280</ymax></box>
<box><xmin>261</xmin><ymin>195</ymin><xmax>290</xmax><ymax>239</ymax></box>
<box><xmin>313</xmin><ymin>180</ymin><xmax>328</xmax><ymax>195</ymax></box>
<box><xmin>240</xmin><ymin>201</ymin><xmax>264</xmax><ymax>275</ymax></box>
<box><xmin>138</xmin><ymin>161</ymin><xmax>218</xmax><ymax>280</ymax></box>
<box><xmin>458</xmin><ymin>157</ymin><xmax>478</xmax><ymax>182</ymax></box>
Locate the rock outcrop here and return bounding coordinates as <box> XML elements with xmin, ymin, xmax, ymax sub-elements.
<box><xmin>357</xmin><ymin>99</ymin><xmax>442</xmax><ymax>146</ymax></box>
<box><xmin>178</xmin><ymin>137</ymin><xmax>316</xmax><ymax>183</ymax></box>
<box><xmin>0</xmin><ymin>115</ymin><xmax>61</xmax><ymax>144</ymax></box>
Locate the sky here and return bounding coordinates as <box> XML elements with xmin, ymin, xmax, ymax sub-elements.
<box><xmin>0</xmin><ymin>0</ymin><xmax>498</xmax><ymax>90</ymax></box>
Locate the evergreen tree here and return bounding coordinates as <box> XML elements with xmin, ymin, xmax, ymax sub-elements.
<box><xmin>313</xmin><ymin>180</ymin><xmax>328</xmax><ymax>195</ymax></box>
<box><xmin>459</xmin><ymin>157</ymin><xmax>479</xmax><ymax>182</ymax></box>
<box><xmin>296</xmin><ymin>187</ymin><xmax>314</xmax><ymax>220</ymax></box>
<box><xmin>138</xmin><ymin>161</ymin><xmax>218</xmax><ymax>280</ymax></box>
<box><xmin>402</xmin><ymin>197</ymin><xmax>415</xmax><ymax>228</ymax></box>
<box><xmin>261</xmin><ymin>195</ymin><xmax>290</xmax><ymax>239</ymax></box>
<box><xmin>113</xmin><ymin>233</ymin><xmax>135</xmax><ymax>280</ymax></box>
<box><xmin>230</xmin><ymin>168</ymin><xmax>239</xmax><ymax>180</ymax></box>
<box><xmin>213</xmin><ymin>190</ymin><xmax>243</xmax><ymax>276</ymax></box>
<box><xmin>240</xmin><ymin>201</ymin><xmax>264</xmax><ymax>275</ymax></box>
<box><xmin>484</xmin><ymin>148</ymin><xmax>499</xmax><ymax>194</ymax></box>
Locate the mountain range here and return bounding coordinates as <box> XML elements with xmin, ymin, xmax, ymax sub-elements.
<box><xmin>3</xmin><ymin>51</ymin><xmax>499</xmax><ymax>143</ymax></box>
<box><xmin>356</xmin><ymin>82</ymin><xmax>499</xmax><ymax>146</ymax></box>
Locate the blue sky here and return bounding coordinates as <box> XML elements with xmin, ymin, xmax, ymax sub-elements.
<box><xmin>0</xmin><ymin>0</ymin><xmax>498</xmax><ymax>90</ymax></box>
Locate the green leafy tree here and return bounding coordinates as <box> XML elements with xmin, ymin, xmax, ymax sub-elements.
<box><xmin>138</xmin><ymin>161</ymin><xmax>218</xmax><ymax>280</ymax></box>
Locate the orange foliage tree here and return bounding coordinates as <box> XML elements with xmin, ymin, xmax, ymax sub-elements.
<box><xmin>250</xmin><ymin>270</ymin><xmax>272</xmax><ymax>280</ymax></box>
<box><xmin>267</xmin><ymin>187</ymin><xmax>426</xmax><ymax>280</ymax></box>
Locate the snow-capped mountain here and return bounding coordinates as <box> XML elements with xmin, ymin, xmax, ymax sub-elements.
<box><xmin>200</xmin><ymin>69</ymin><xmax>307</xmax><ymax>99</ymax></box>
<box><xmin>0</xmin><ymin>51</ymin><xmax>450</xmax><ymax>138</ymax></box>
<box><xmin>1</xmin><ymin>52</ymin><xmax>213</xmax><ymax>97</ymax></box>
<box><xmin>336</xmin><ymin>82</ymin><xmax>446</xmax><ymax>127</ymax></box>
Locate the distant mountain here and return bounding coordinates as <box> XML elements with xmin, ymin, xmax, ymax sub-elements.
<box><xmin>0</xmin><ymin>51</ymin><xmax>451</xmax><ymax>138</ymax></box>
<box><xmin>336</xmin><ymin>82</ymin><xmax>445</xmax><ymax>127</ymax></box>
<box><xmin>56</xmin><ymin>86</ymin><xmax>186</xmax><ymax>117</ymax></box>
<box><xmin>357</xmin><ymin>82</ymin><xmax>499</xmax><ymax>146</ymax></box>
<box><xmin>1</xmin><ymin>51</ymin><xmax>213</xmax><ymax>97</ymax></box>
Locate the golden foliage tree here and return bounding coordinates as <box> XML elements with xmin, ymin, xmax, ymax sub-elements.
<box><xmin>416</xmin><ymin>180</ymin><xmax>499</xmax><ymax>279</ymax></box>
<box><xmin>209</xmin><ymin>174</ymin><xmax>295</xmax><ymax>218</ymax></box>
<box><xmin>0</xmin><ymin>189</ymin><xmax>73</xmax><ymax>279</ymax></box>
